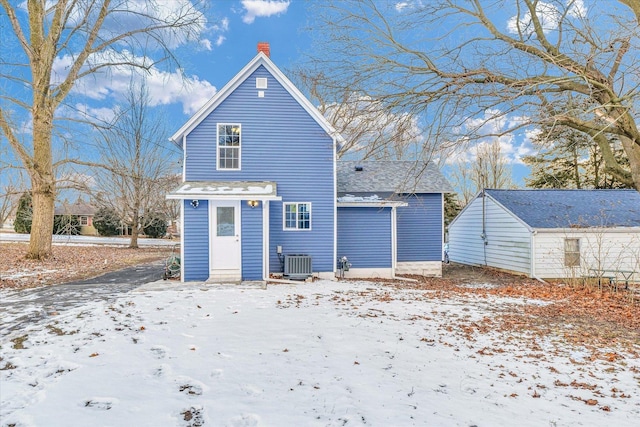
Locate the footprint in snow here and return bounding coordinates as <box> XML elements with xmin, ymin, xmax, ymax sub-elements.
<box><xmin>84</xmin><ymin>397</ymin><xmax>118</xmax><ymax>410</ymax></box>
<box><xmin>228</xmin><ymin>413</ymin><xmax>260</xmax><ymax>426</ymax></box>
<box><xmin>150</xmin><ymin>345</ymin><xmax>168</xmax><ymax>359</ymax></box>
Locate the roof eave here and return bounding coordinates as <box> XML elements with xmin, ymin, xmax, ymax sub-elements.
<box><xmin>170</xmin><ymin>52</ymin><xmax>345</xmax><ymax>145</ymax></box>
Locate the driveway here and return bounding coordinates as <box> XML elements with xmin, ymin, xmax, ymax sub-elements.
<box><xmin>0</xmin><ymin>259</ymin><xmax>168</xmax><ymax>339</ymax></box>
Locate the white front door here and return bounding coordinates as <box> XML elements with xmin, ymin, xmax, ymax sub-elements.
<box><xmin>209</xmin><ymin>200</ymin><xmax>241</xmax><ymax>281</ymax></box>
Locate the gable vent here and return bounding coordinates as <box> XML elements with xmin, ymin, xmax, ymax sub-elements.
<box><xmin>256</xmin><ymin>77</ymin><xmax>268</xmax><ymax>89</ymax></box>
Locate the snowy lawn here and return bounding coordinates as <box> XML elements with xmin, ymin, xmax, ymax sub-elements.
<box><xmin>1</xmin><ymin>279</ymin><xmax>638</xmax><ymax>426</ymax></box>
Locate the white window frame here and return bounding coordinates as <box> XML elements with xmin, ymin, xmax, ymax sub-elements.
<box><xmin>283</xmin><ymin>202</ymin><xmax>312</xmax><ymax>231</ymax></box>
<box><xmin>216</xmin><ymin>123</ymin><xmax>241</xmax><ymax>170</ymax></box>
<box><xmin>79</xmin><ymin>216</ymin><xmax>89</xmax><ymax>226</ymax></box>
<box><xmin>564</xmin><ymin>238</ymin><xmax>580</xmax><ymax>267</ymax></box>
<box><xmin>256</xmin><ymin>77</ymin><xmax>268</xmax><ymax>89</ymax></box>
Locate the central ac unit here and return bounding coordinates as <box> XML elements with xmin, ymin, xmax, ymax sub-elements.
<box><xmin>283</xmin><ymin>254</ymin><xmax>312</xmax><ymax>280</ymax></box>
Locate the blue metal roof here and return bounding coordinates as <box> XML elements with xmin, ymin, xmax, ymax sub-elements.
<box><xmin>485</xmin><ymin>189</ymin><xmax>640</xmax><ymax>228</ymax></box>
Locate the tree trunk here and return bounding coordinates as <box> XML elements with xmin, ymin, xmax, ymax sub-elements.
<box><xmin>27</xmin><ymin>181</ymin><xmax>55</xmax><ymax>259</ymax></box>
<box><xmin>27</xmin><ymin>108</ymin><xmax>56</xmax><ymax>259</ymax></box>
<box><xmin>129</xmin><ymin>204</ymin><xmax>140</xmax><ymax>249</ymax></box>
<box><xmin>620</xmin><ymin>136</ymin><xmax>640</xmax><ymax>192</ymax></box>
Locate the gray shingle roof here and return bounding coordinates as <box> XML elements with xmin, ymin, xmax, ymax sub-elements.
<box><xmin>337</xmin><ymin>161</ymin><xmax>454</xmax><ymax>194</ymax></box>
<box><xmin>485</xmin><ymin>189</ymin><xmax>640</xmax><ymax>228</ymax></box>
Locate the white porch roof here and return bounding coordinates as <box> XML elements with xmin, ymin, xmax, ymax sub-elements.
<box><xmin>337</xmin><ymin>194</ymin><xmax>408</xmax><ymax>208</ymax></box>
<box><xmin>167</xmin><ymin>181</ymin><xmax>280</xmax><ymax>200</ymax></box>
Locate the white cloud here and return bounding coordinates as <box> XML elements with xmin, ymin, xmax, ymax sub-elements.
<box><xmin>445</xmin><ymin>109</ymin><xmax>534</xmax><ymax>165</ymax></box>
<box><xmin>395</xmin><ymin>2</ymin><xmax>410</xmax><ymax>12</ymax></box>
<box><xmin>73</xmin><ymin>104</ymin><xmax>118</xmax><ymax>125</ymax></box>
<box><xmin>241</xmin><ymin>0</ymin><xmax>290</xmax><ymax>24</ymax></box>
<box><xmin>507</xmin><ymin>0</ymin><xmax>586</xmax><ymax>35</ymax></box>
<box><xmin>394</xmin><ymin>1</ymin><xmax>423</xmax><ymax>12</ymax></box>
<box><xmin>52</xmin><ymin>50</ymin><xmax>217</xmax><ymax>115</ymax></box>
<box><xmin>200</xmin><ymin>39</ymin><xmax>212</xmax><ymax>50</ymax></box>
<box><xmin>215</xmin><ymin>35</ymin><xmax>226</xmax><ymax>47</ymax></box>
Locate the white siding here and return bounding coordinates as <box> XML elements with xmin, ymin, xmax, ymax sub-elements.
<box><xmin>533</xmin><ymin>229</ymin><xmax>640</xmax><ymax>280</ymax></box>
<box><xmin>449</xmin><ymin>195</ymin><xmax>531</xmax><ymax>275</ymax></box>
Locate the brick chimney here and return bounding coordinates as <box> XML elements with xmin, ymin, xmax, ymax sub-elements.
<box><xmin>257</xmin><ymin>42</ymin><xmax>270</xmax><ymax>57</ymax></box>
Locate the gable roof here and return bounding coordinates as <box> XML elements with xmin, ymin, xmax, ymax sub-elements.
<box><xmin>337</xmin><ymin>161</ymin><xmax>454</xmax><ymax>194</ymax></box>
<box><xmin>170</xmin><ymin>52</ymin><xmax>344</xmax><ymax>145</ymax></box>
<box><xmin>485</xmin><ymin>189</ymin><xmax>640</xmax><ymax>228</ymax></box>
<box><xmin>54</xmin><ymin>201</ymin><xmax>96</xmax><ymax>216</ymax></box>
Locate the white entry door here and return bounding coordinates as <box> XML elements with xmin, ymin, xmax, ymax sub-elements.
<box><xmin>209</xmin><ymin>200</ymin><xmax>241</xmax><ymax>281</ymax></box>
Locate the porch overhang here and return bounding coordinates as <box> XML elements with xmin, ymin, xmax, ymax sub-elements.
<box><xmin>167</xmin><ymin>181</ymin><xmax>281</xmax><ymax>201</ymax></box>
<box><xmin>337</xmin><ymin>201</ymin><xmax>408</xmax><ymax>208</ymax></box>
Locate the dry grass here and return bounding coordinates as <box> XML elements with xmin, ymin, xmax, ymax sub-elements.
<box><xmin>0</xmin><ymin>242</ymin><xmax>166</xmax><ymax>289</ymax></box>
<box><xmin>392</xmin><ymin>263</ymin><xmax>640</xmax><ymax>353</ymax></box>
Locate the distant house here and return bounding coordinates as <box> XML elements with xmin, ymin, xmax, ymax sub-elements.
<box><xmin>448</xmin><ymin>189</ymin><xmax>640</xmax><ymax>280</ymax></box>
<box><xmin>54</xmin><ymin>199</ymin><xmax>97</xmax><ymax>236</ymax></box>
<box><xmin>167</xmin><ymin>43</ymin><xmax>453</xmax><ymax>282</ymax></box>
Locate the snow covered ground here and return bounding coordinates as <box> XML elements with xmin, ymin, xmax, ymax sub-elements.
<box><xmin>1</xmin><ymin>280</ymin><xmax>638</xmax><ymax>426</ymax></box>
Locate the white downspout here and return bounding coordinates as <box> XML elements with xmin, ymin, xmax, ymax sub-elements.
<box><xmin>391</xmin><ymin>206</ymin><xmax>398</xmax><ymax>278</ymax></box>
<box><xmin>530</xmin><ymin>230</ymin><xmax>546</xmax><ymax>283</ymax></box>
<box><xmin>332</xmin><ymin>136</ymin><xmax>338</xmax><ymax>277</ymax></box>
<box><xmin>262</xmin><ymin>200</ymin><xmax>270</xmax><ymax>282</ymax></box>
<box><xmin>180</xmin><ymin>199</ymin><xmax>185</xmax><ymax>283</ymax></box>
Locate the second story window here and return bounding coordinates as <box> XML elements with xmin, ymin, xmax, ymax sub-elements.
<box><xmin>217</xmin><ymin>124</ymin><xmax>241</xmax><ymax>170</ymax></box>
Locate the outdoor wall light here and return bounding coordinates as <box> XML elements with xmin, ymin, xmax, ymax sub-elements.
<box><xmin>247</xmin><ymin>200</ymin><xmax>259</xmax><ymax>208</ymax></box>
<box><xmin>190</xmin><ymin>200</ymin><xmax>199</xmax><ymax>209</ymax></box>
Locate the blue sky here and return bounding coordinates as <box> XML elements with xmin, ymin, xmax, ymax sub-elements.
<box><xmin>2</xmin><ymin>0</ymin><xmax>534</xmax><ymax>188</ymax></box>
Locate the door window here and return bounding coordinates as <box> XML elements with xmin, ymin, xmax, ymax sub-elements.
<box><xmin>217</xmin><ymin>206</ymin><xmax>235</xmax><ymax>236</ymax></box>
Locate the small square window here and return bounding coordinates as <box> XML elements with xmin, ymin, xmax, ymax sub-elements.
<box><xmin>564</xmin><ymin>238</ymin><xmax>580</xmax><ymax>267</ymax></box>
<box><xmin>284</xmin><ymin>202</ymin><xmax>311</xmax><ymax>230</ymax></box>
<box><xmin>256</xmin><ymin>78</ymin><xmax>267</xmax><ymax>89</ymax></box>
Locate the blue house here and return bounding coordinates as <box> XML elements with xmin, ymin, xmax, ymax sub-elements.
<box><xmin>168</xmin><ymin>44</ymin><xmax>453</xmax><ymax>282</ymax></box>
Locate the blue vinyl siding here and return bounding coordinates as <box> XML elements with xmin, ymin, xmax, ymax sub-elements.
<box><xmin>337</xmin><ymin>207</ymin><xmax>392</xmax><ymax>268</ymax></box>
<box><xmin>241</xmin><ymin>203</ymin><xmax>263</xmax><ymax>280</ymax></box>
<box><xmin>397</xmin><ymin>194</ymin><xmax>443</xmax><ymax>262</ymax></box>
<box><xmin>183</xmin><ymin>200</ymin><xmax>209</xmax><ymax>281</ymax></box>
<box><xmin>185</xmin><ymin>65</ymin><xmax>335</xmax><ymax>274</ymax></box>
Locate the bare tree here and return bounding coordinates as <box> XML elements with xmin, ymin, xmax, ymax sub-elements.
<box><xmin>303</xmin><ymin>0</ymin><xmax>640</xmax><ymax>191</ymax></box>
<box><xmin>94</xmin><ymin>81</ymin><xmax>179</xmax><ymax>248</ymax></box>
<box><xmin>292</xmin><ymin>70</ymin><xmax>433</xmax><ymax>160</ymax></box>
<box><xmin>449</xmin><ymin>140</ymin><xmax>515</xmax><ymax>204</ymax></box>
<box><xmin>0</xmin><ymin>0</ymin><xmax>205</xmax><ymax>259</ymax></box>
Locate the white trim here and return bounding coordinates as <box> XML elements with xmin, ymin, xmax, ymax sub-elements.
<box><xmin>182</xmin><ymin>135</ymin><xmax>187</xmax><ymax>182</ymax></box>
<box><xmin>530</xmin><ymin>230</ymin><xmax>536</xmax><ymax>278</ymax></box>
<box><xmin>332</xmin><ymin>136</ymin><xmax>337</xmax><ymax>276</ymax></box>
<box><xmin>533</xmin><ymin>227</ymin><xmax>640</xmax><ymax>234</ymax></box>
<box><xmin>263</xmin><ymin>200</ymin><xmax>270</xmax><ymax>280</ymax></box>
<box><xmin>170</xmin><ymin>52</ymin><xmax>344</xmax><ymax>145</ymax></box>
<box><xmin>216</xmin><ymin>123</ymin><xmax>241</xmax><ymax>171</ymax></box>
<box><xmin>180</xmin><ymin>199</ymin><xmax>185</xmax><ymax>283</ymax></box>
<box><xmin>208</xmin><ymin>200</ymin><xmax>242</xmax><ymax>281</ymax></box>
<box><xmin>391</xmin><ymin>206</ymin><xmax>398</xmax><ymax>275</ymax></box>
<box><xmin>283</xmin><ymin>202</ymin><xmax>312</xmax><ymax>231</ymax></box>
<box><xmin>337</xmin><ymin>201</ymin><xmax>408</xmax><ymax>208</ymax></box>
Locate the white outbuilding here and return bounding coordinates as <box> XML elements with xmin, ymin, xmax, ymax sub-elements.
<box><xmin>448</xmin><ymin>189</ymin><xmax>640</xmax><ymax>282</ymax></box>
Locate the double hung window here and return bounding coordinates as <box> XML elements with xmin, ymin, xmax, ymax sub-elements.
<box><xmin>217</xmin><ymin>124</ymin><xmax>240</xmax><ymax>170</ymax></box>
